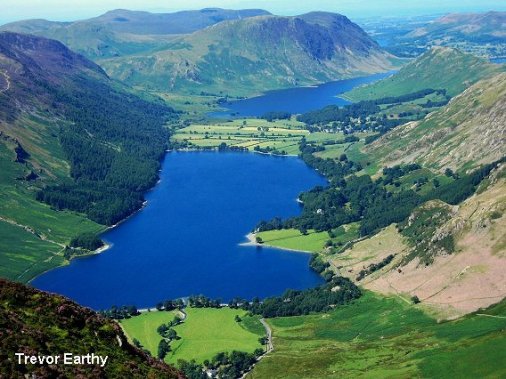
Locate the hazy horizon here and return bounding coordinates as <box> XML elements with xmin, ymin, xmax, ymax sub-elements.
<box><xmin>1</xmin><ymin>0</ymin><xmax>505</xmax><ymax>25</ymax></box>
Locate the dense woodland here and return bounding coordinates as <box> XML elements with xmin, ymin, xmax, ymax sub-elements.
<box><xmin>36</xmin><ymin>77</ymin><xmax>177</xmax><ymax>225</ymax></box>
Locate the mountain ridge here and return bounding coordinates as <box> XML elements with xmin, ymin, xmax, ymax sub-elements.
<box><xmin>100</xmin><ymin>12</ymin><xmax>396</xmax><ymax>96</ymax></box>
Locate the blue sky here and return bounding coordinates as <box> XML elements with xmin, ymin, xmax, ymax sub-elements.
<box><xmin>1</xmin><ymin>0</ymin><xmax>505</xmax><ymax>24</ymax></box>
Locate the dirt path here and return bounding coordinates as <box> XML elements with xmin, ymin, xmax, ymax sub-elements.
<box><xmin>0</xmin><ymin>71</ymin><xmax>10</xmax><ymax>92</ymax></box>
<box><xmin>0</xmin><ymin>216</ymin><xmax>64</xmax><ymax>248</ymax></box>
<box><xmin>476</xmin><ymin>313</ymin><xmax>506</xmax><ymax>320</ymax></box>
<box><xmin>260</xmin><ymin>318</ymin><xmax>274</xmax><ymax>353</ymax></box>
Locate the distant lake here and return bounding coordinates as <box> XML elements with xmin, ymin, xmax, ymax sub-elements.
<box><xmin>210</xmin><ymin>72</ymin><xmax>394</xmax><ymax>118</ymax></box>
<box><xmin>32</xmin><ymin>152</ymin><xmax>326</xmax><ymax>309</ymax></box>
<box><xmin>491</xmin><ymin>57</ymin><xmax>506</xmax><ymax>64</ymax></box>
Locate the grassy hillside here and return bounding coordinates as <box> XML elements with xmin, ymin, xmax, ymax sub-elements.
<box><xmin>344</xmin><ymin>47</ymin><xmax>504</xmax><ymax>101</ymax></box>
<box><xmin>0</xmin><ymin>279</ymin><xmax>182</xmax><ymax>378</ymax></box>
<box><xmin>250</xmin><ymin>292</ymin><xmax>506</xmax><ymax>378</ymax></box>
<box><xmin>366</xmin><ymin>72</ymin><xmax>506</xmax><ymax>172</ymax></box>
<box><xmin>100</xmin><ymin>12</ymin><xmax>395</xmax><ymax>96</ymax></box>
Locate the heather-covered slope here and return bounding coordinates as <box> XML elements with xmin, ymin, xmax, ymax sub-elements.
<box><xmin>0</xmin><ymin>279</ymin><xmax>182</xmax><ymax>378</ymax></box>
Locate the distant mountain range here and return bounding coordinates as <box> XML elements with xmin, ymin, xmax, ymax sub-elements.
<box><xmin>0</xmin><ymin>8</ymin><xmax>271</xmax><ymax>58</ymax></box>
<box><xmin>100</xmin><ymin>12</ymin><xmax>396</xmax><ymax>96</ymax></box>
<box><xmin>1</xmin><ymin>9</ymin><xmax>397</xmax><ymax>96</ymax></box>
<box><xmin>404</xmin><ymin>11</ymin><xmax>506</xmax><ymax>45</ymax></box>
<box><xmin>373</xmin><ymin>11</ymin><xmax>506</xmax><ymax>58</ymax></box>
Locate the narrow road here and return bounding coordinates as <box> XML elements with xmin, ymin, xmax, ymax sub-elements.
<box><xmin>260</xmin><ymin>318</ymin><xmax>273</xmax><ymax>353</ymax></box>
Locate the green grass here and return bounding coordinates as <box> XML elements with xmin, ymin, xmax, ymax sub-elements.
<box><xmin>257</xmin><ymin>223</ymin><xmax>360</xmax><ymax>253</ymax></box>
<box><xmin>0</xmin><ymin>140</ymin><xmax>104</xmax><ymax>282</ymax></box>
<box><xmin>0</xmin><ymin>220</ymin><xmax>64</xmax><ymax>282</ymax></box>
<box><xmin>120</xmin><ymin>311</ymin><xmax>179</xmax><ymax>354</ymax></box>
<box><xmin>121</xmin><ymin>308</ymin><xmax>265</xmax><ymax>364</ymax></box>
<box><xmin>250</xmin><ymin>292</ymin><xmax>506</xmax><ymax>378</ymax></box>
<box><xmin>169</xmin><ymin>308</ymin><xmax>264</xmax><ymax>364</ymax></box>
<box><xmin>344</xmin><ymin>47</ymin><xmax>504</xmax><ymax>101</ymax></box>
<box><xmin>173</xmin><ymin>118</ymin><xmax>341</xmax><ymax>156</ymax></box>
<box><xmin>256</xmin><ymin>229</ymin><xmax>329</xmax><ymax>253</ymax></box>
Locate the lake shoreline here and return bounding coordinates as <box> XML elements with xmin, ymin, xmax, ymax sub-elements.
<box><xmin>240</xmin><ymin>232</ymin><xmax>315</xmax><ymax>254</ymax></box>
<box><xmin>32</xmin><ymin>151</ymin><xmax>325</xmax><ymax>309</ymax></box>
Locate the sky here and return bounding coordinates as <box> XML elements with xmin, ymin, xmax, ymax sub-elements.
<box><xmin>1</xmin><ymin>0</ymin><xmax>505</xmax><ymax>24</ymax></box>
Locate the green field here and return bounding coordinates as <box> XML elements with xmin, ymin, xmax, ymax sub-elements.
<box><xmin>256</xmin><ymin>223</ymin><xmax>359</xmax><ymax>253</ymax></box>
<box><xmin>169</xmin><ymin>308</ymin><xmax>264</xmax><ymax>363</ymax></box>
<box><xmin>250</xmin><ymin>292</ymin><xmax>506</xmax><ymax>378</ymax></box>
<box><xmin>172</xmin><ymin>118</ymin><xmax>337</xmax><ymax>156</ymax></box>
<box><xmin>120</xmin><ymin>311</ymin><xmax>180</xmax><ymax>354</ymax></box>
<box><xmin>121</xmin><ymin>308</ymin><xmax>265</xmax><ymax>364</ymax></box>
<box><xmin>256</xmin><ymin>229</ymin><xmax>329</xmax><ymax>252</ymax></box>
<box><xmin>0</xmin><ymin>220</ymin><xmax>64</xmax><ymax>282</ymax></box>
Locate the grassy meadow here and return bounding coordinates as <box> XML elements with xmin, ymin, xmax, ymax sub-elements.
<box><xmin>256</xmin><ymin>223</ymin><xmax>360</xmax><ymax>253</ymax></box>
<box><xmin>172</xmin><ymin>118</ymin><xmax>309</xmax><ymax>155</ymax></box>
<box><xmin>121</xmin><ymin>308</ymin><xmax>265</xmax><ymax>364</ymax></box>
<box><xmin>250</xmin><ymin>292</ymin><xmax>506</xmax><ymax>378</ymax></box>
<box><xmin>121</xmin><ymin>311</ymin><xmax>180</xmax><ymax>354</ymax></box>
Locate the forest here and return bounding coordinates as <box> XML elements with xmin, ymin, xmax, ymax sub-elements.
<box><xmin>35</xmin><ymin>76</ymin><xmax>177</xmax><ymax>225</ymax></box>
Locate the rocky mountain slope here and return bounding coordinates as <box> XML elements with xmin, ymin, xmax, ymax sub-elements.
<box><xmin>332</xmin><ymin>165</ymin><xmax>505</xmax><ymax>319</ymax></box>
<box><xmin>365</xmin><ymin>71</ymin><xmax>506</xmax><ymax>172</ymax></box>
<box><xmin>0</xmin><ymin>279</ymin><xmax>182</xmax><ymax>378</ymax></box>
<box><xmin>100</xmin><ymin>12</ymin><xmax>396</xmax><ymax>96</ymax></box>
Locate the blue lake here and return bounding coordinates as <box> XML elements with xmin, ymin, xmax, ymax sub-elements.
<box><xmin>210</xmin><ymin>72</ymin><xmax>394</xmax><ymax>118</ymax></box>
<box><xmin>33</xmin><ymin>152</ymin><xmax>326</xmax><ymax>309</ymax></box>
<box><xmin>491</xmin><ymin>57</ymin><xmax>506</xmax><ymax>64</ymax></box>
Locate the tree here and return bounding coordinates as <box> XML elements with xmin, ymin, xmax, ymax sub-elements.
<box><xmin>157</xmin><ymin>324</ymin><xmax>169</xmax><ymax>336</ymax></box>
<box><xmin>167</xmin><ymin>328</ymin><xmax>178</xmax><ymax>340</ymax></box>
<box><xmin>255</xmin><ymin>236</ymin><xmax>263</xmax><ymax>244</ymax></box>
<box><xmin>157</xmin><ymin>339</ymin><xmax>170</xmax><ymax>359</ymax></box>
<box><xmin>234</xmin><ymin>315</ymin><xmax>242</xmax><ymax>322</ymax></box>
<box><xmin>411</xmin><ymin>295</ymin><xmax>421</xmax><ymax>304</ymax></box>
